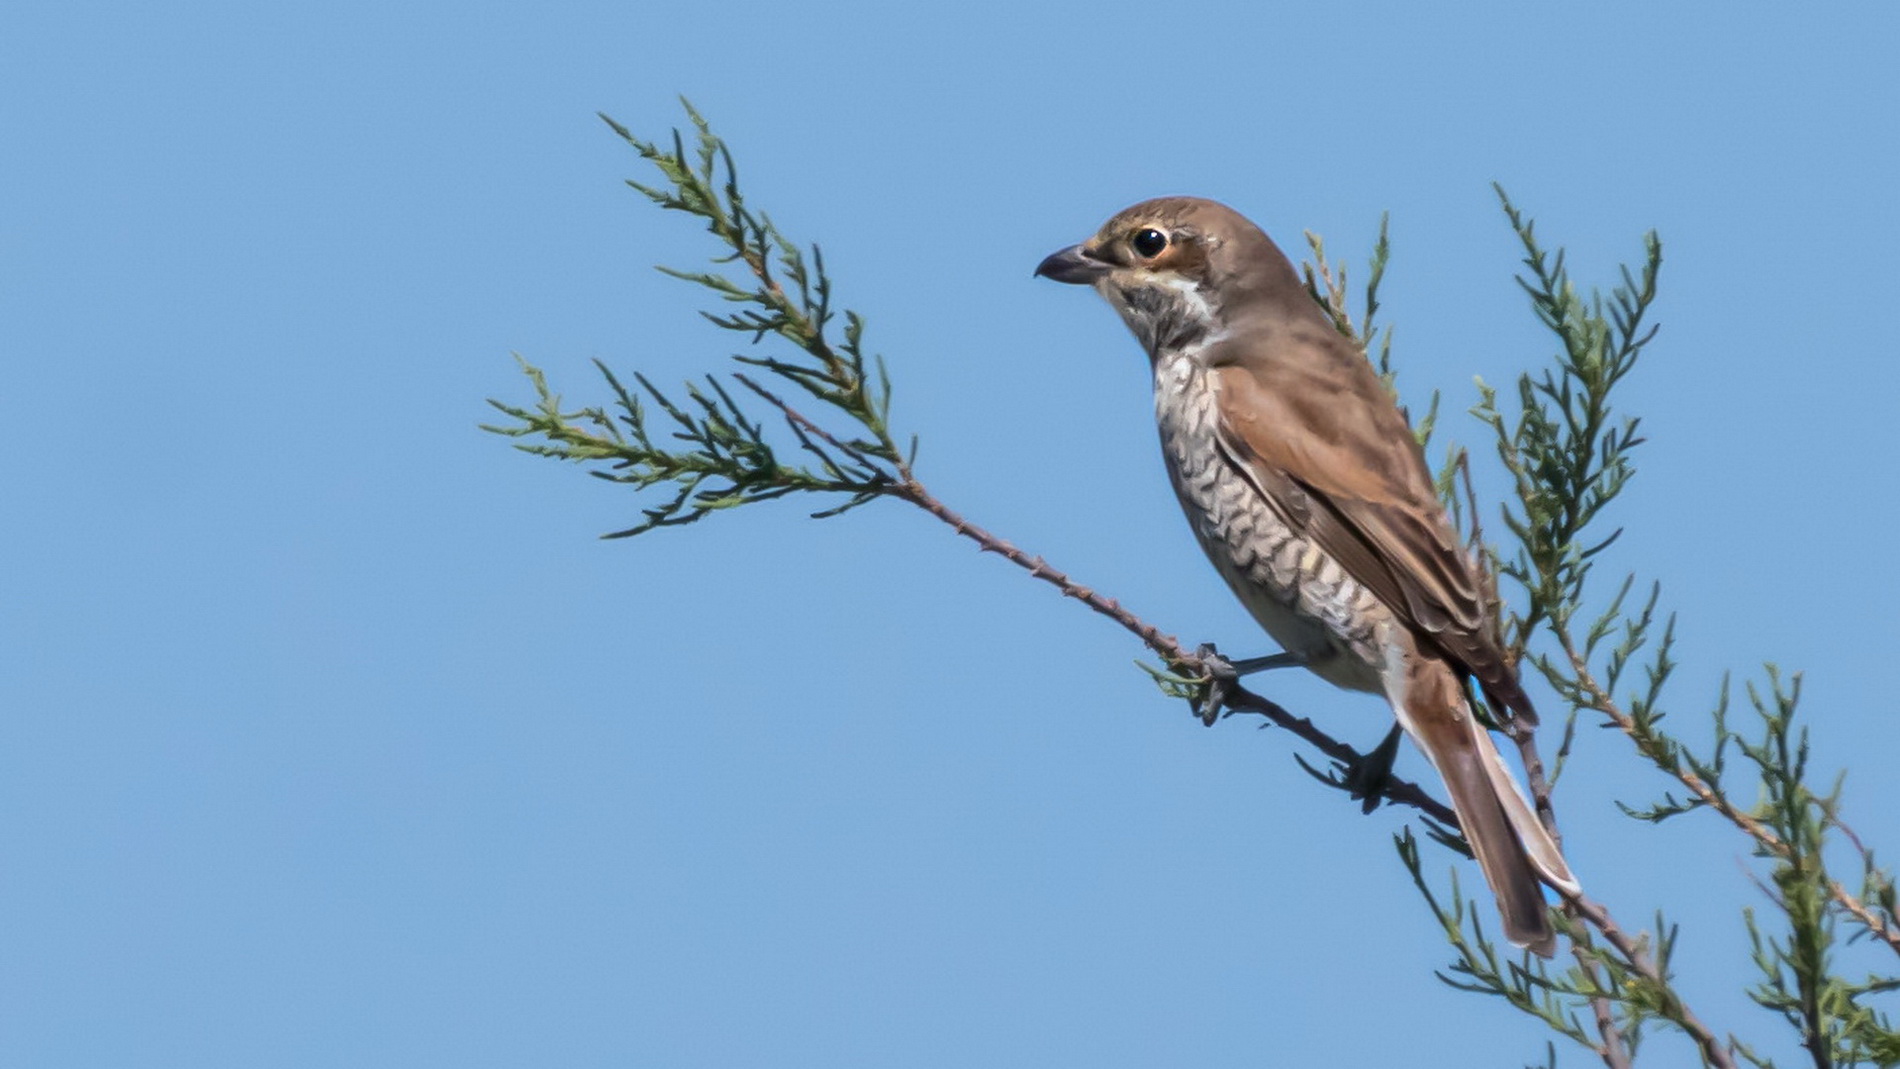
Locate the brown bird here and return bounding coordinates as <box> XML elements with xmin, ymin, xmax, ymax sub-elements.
<box><xmin>1036</xmin><ymin>196</ymin><xmax>1578</xmax><ymax>955</ymax></box>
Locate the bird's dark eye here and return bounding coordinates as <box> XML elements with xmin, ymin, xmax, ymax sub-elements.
<box><xmin>1131</xmin><ymin>228</ymin><xmax>1169</xmax><ymax>258</ymax></box>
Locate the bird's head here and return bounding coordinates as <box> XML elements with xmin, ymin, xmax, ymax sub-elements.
<box><xmin>1035</xmin><ymin>196</ymin><xmax>1304</xmax><ymax>360</ymax></box>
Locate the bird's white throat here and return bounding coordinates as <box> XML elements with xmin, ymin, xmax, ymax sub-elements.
<box><xmin>1099</xmin><ymin>272</ymin><xmax>1224</xmax><ymax>360</ymax></box>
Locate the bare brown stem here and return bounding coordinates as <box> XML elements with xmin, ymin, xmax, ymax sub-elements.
<box><xmin>894</xmin><ymin>475</ymin><xmax>1201</xmax><ymax>670</ymax></box>
<box><xmin>1574</xmin><ymin>929</ymin><xmax>1635</xmax><ymax>1069</ymax></box>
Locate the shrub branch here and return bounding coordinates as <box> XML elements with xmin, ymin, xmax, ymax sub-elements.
<box><xmin>486</xmin><ymin>104</ymin><xmax>1897</xmax><ymax>1068</ymax></box>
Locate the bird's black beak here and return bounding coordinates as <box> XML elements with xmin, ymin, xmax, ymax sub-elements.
<box><xmin>1034</xmin><ymin>243</ymin><xmax>1111</xmax><ymax>285</ymax></box>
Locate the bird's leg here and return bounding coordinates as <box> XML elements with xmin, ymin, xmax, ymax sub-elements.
<box><xmin>1189</xmin><ymin>643</ymin><xmax>1306</xmax><ymax>725</ymax></box>
<box><xmin>1226</xmin><ymin>652</ymin><xmax>1306</xmax><ymax>675</ymax></box>
<box><xmin>1343</xmin><ymin>723</ymin><xmax>1404</xmax><ymax>814</ymax></box>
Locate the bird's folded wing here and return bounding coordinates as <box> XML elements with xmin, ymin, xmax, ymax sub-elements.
<box><xmin>1210</xmin><ymin>339</ymin><xmax>1532</xmax><ymax>719</ymax></box>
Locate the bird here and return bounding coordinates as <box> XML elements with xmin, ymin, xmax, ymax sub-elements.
<box><xmin>1034</xmin><ymin>196</ymin><xmax>1579</xmax><ymax>955</ymax></box>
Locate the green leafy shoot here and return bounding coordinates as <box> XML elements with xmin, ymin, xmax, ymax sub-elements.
<box><xmin>1476</xmin><ymin>186</ymin><xmax>1661</xmax><ymax>648</ymax></box>
<box><xmin>483</xmin><ymin>102</ymin><xmax>912</xmax><ymax>537</ymax></box>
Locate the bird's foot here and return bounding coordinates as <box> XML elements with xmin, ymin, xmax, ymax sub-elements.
<box><xmin>1188</xmin><ymin>644</ymin><xmax>1304</xmax><ymax>725</ymax></box>
<box><xmin>1188</xmin><ymin>643</ymin><xmax>1237</xmax><ymax>725</ymax></box>
<box><xmin>1343</xmin><ymin>724</ymin><xmax>1405</xmax><ymax>814</ymax></box>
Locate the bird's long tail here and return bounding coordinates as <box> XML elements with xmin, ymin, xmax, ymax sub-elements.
<box><xmin>1390</xmin><ymin>656</ymin><xmax>1577</xmax><ymax>957</ymax></box>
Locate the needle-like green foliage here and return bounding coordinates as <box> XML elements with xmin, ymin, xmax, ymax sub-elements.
<box><xmin>483</xmin><ymin>102</ymin><xmax>911</xmax><ymax>538</ymax></box>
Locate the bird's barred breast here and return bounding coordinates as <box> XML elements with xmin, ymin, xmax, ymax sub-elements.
<box><xmin>1153</xmin><ymin>353</ymin><xmax>1388</xmax><ymax>694</ymax></box>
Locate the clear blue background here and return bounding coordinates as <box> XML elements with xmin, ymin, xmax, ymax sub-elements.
<box><xmin>5</xmin><ymin>2</ymin><xmax>1896</xmax><ymax>1065</ymax></box>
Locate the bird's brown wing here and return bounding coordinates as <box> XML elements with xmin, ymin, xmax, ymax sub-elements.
<box><xmin>1209</xmin><ymin>328</ymin><xmax>1532</xmax><ymax>720</ymax></box>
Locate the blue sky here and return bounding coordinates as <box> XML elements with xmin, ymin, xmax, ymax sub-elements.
<box><xmin>5</xmin><ymin>2</ymin><xmax>1897</xmax><ymax>1065</ymax></box>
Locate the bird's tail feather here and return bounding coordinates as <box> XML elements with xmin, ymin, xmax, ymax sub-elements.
<box><xmin>1480</xmin><ymin>726</ymin><xmax>1577</xmax><ymax>894</ymax></box>
<box><xmin>1391</xmin><ymin>657</ymin><xmax>1577</xmax><ymax>957</ymax></box>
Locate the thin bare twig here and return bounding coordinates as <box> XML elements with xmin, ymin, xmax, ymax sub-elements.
<box><xmin>1577</xmin><ymin>931</ymin><xmax>1636</xmax><ymax>1069</ymax></box>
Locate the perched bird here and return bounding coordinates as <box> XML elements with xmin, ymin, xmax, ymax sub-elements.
<box><xmin>1035</xmin><ymin>197</ymin><xmax>1578</xmax><ymax>955</ymax></box>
